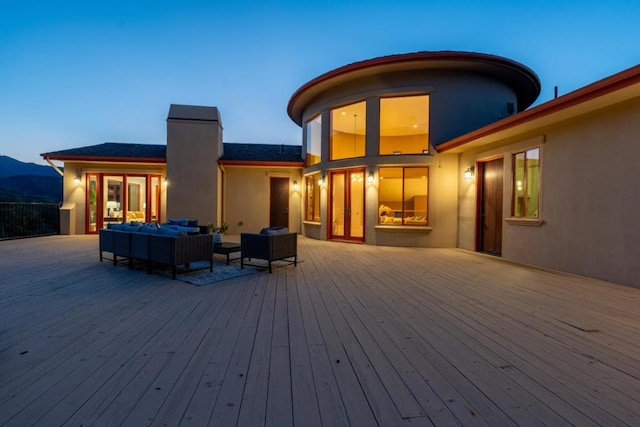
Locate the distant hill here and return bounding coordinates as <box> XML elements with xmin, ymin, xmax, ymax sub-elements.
<box><xmin>0</xmin><ymin>155</ymin><xmax>61</xmax><ymax>179</ymax></box>
<box><xmin>0</xmin><ymin>156</ymin><xmax>62</xmax><ymax>203</ymax></box>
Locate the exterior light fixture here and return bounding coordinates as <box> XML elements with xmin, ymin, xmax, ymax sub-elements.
<box><xmin>367</xmin><ymin>172</ymin><xmax>374</xmax><ymax>184</ymax></box>
<box><xmin>163</xmin><ymin>179</ymin><xmax>168</xmax><ymax>186</ymax></box>
<box><xmin>464</xmin><ymin>166</ymin><xmax>475</xmax><ymax>180</ymax></box>
<box><xmin>73</xmin><ymin>176</ymin><xmax>81</xmax><ymax>185</ymax></box>
<box><xmin>318</xmin><ymin>174</ymin><xmax>325</xmax><ymax>186</ymax></box>
<box><xmin>292</xmin><ymin>180</ymin><xmax>298</xmax><ymax>190</ymax></box>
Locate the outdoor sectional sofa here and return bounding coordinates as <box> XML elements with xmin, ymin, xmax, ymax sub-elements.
<box><xmin>240</xmin><ymin>226</ymin><xmax>297</xmax><ymax>273</ymax></box>
<box><xmin>99</xmin><ymin>221</ymin><xmax>212</xmax><ymax>279</ymax></box>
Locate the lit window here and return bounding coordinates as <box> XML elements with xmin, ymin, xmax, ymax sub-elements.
<box><xmin>378</xmin><ymin>167</ymin><xmax>428</xmax><ymax>225</ymax></box>
<box><xmin>305</xmin><ymin>173</ymin><xmax>321</xmax><ymax>222</ymax></box>
<box><xmin>513</xmin><ymin>148</ymin><xmax>540</xmax><ymax>218</ymax></box>
<box><xmin>305</xmin><ymin>115</ymin><xmax>321</xmax><ymax>166</ymax></box>
<box><xmin>380</xmin><ymin>95</ymin><xmax>429</xmax><ymax>155</ymax></box>
<box><xmin>330</xmin><ymin>101</ymin><xmax>366</xmax><ymax>160</ymax></box>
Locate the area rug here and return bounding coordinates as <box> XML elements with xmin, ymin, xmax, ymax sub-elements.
<box><xmin>173</xmin><ymin>261</ymin><xmax>259</xmax><ymax>286</ymax></box>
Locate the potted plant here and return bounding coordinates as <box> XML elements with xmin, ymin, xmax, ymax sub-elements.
<box><xmin>208</xmin><ymin>221</ymin><xmax>229</xmax><ymax>244</ymax></box>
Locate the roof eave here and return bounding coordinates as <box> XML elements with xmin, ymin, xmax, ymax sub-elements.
<box><xmin>218</xmin><ymin>160</ymin><xmax>304</xmax><ymax>168</ymax></box>
<box><xmin>41</xmin><ymin>154</ymin><xmax>166</xmax><ymax>164</ymax></box>
<box><xmin>436</xmin><ymin>64</ymin><xmax>640</xmax><ymax>153</ymax></box>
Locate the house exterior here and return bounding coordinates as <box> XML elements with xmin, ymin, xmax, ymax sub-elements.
<box><xmin>42</xmin><ymin>51</ymin><xmax>640</xmax><ymax>287</ymax></box>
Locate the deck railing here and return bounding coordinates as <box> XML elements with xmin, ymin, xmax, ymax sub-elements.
<box><xmin>0</xmin><ymin>202</ymin><xmax>60</xmax><ymax>240</ymax></box>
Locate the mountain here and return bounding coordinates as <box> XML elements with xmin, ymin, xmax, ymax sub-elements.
<box><xmin>0</xmin><ymin>155</ymin><xmax>60</xmax><ymax>179</ymax></box>
<box><xmin>0</xmin><ymin>156</ymin><xmax>62</xmax><ymax>203</ymax></box>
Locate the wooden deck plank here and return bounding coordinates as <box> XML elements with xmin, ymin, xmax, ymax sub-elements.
<box><xmin>1</xmin><ymin>235</ymin><xmax>640</xmax><ymax>426</ymax></box>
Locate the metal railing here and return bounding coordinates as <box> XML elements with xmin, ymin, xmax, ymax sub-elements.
<box><xmin>0</xmin><ymin>202</ymin><xmax>60</xmax><ymax>240</ymax></box>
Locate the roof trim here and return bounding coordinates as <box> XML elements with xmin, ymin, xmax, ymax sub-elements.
<box><xmin>287</xmin><ymin>51</ymin><xmax>540</xmax><ymax>125</ymax></box>
<box><xmin>41</xmin><ymin>154</ymin><xmax>166</xmax><ymax>164</ymax></box>
<box><xmin>218</xmin><ymin>160</ymin><xmax>304</xmax><ymax>168</ymax></box>
<box><xmin>436</xmin><ymin>63</ymin><xmax>640</xmax><ymax>153</ymax></box>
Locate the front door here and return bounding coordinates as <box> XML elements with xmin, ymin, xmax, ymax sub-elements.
<box><xmin>270</xmin><ymin>177</ymin><xmax>289</xmax><ymax>228</ymax></box>
<box><xmin>478</xmin><ymin>158</ymin><xmax>503</xmax><ymax>255</ymax></box>
<box><xmin>329</xmin><ymin>169</ymin><xmax>365</xmax><ymax>242</ymax></box>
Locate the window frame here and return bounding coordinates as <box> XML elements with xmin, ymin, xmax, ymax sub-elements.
<box><xmin>377</xmin><ymin>166</ymin><xmax>429</xmax><ymax>226</ymax></box>
<box><xmin>304</xmin><ymin>173</ymin><xmax>321</xmax><ymax>222</ymax></box>
<box><xmin>511</xmin><ymin>147</ymin><xmax>541</xmax><ymax>219</ymax></box>
<box><xmin>379</xmin><ymin>94</ymin><xmax>430</xmax><ymax>156</ymax></box>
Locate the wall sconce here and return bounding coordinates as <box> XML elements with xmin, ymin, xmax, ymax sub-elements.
<box><xmin>318</xmin><ymin>174</ymin><xmax>325</xmax><ymax>186</ymax></box>
<box><xmin>464</xmin><ymin>166</ymin><xmax>475</xmax><ymax>180</ymax></box>
<box><xmin>292</xmin><ymin>180</ymin><xmax>298</xmax><ymax>190</ymax></box>
<box><xmin>163</xmin><ymin>179</ymin><xmax>168</xmax><ymax>186</ymax></box>
<box><xmin>73</xmin><ymin>176</ymin><xmax>81</xmax><ymax>185</ymax></box>
<box><xmin>367</xmin><ymin>172</ymin><xmax>374</xmax><ymax>184</ymax></box>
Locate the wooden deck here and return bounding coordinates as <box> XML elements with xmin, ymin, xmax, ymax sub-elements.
<box><xmin>1</xmin><ymin>235</ymin><xmax>639</xmax><ymax>426</ymax></box>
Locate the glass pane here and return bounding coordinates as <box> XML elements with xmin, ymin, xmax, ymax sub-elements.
<box><xmin>104</xmin><ymin>176</ymin><xmax>123</xmax><ymax>223</ymax></box>
<box><xmin>126</xmin><ymin>176</ymin><xmax>147</xmax><ymax>222</ymax></box>
<box><xmin>513</xmin><ymin>152</ymin><xmax>525</xmax><ymax>217</ymax></box>
<box><xmin>380</xmin><ymin>95</ymin><xmax>429</xmax><ymax>155</ymax></box>
<box><xmin>378</xmin><ymin>167</ymin><xmax>403</xmax><ymax>224</ymax></box>
<box><xmin>350</xmin><ymin>171</ymin><xmax>364</xmax><ymax>238</ymax></box>
<box><xmin>526</xmin><ymin>148</ymin><xmax>540</xmax><ymax>218</ymax></box>
<box><xmin>403</xmin><ymin>167</ymin><xmax>428</xmax><ymax>225</ymax></box>
<box><xmin>330</xmin><ymin>101</ymin><xmax>366</xmax><ymax>160</ymax></box>
<box><xmin>331</xmin><ymin>173</ymin><xmax>345</xmax><ymax>236</ymax></box>
<box><xmin>305</xmin><ymin>173</ymin><xmax>320</xmax><ymax>222</ymax></box>
<box><xmin>151</xmin><ymin>176</ymin><xmax>160</xmax><ymax>222</ymax></box>
<box><xmin>88</xmin><ymin>175</ymin><xmax>98</xmax><ymax>232</ymax></box>
<box><xmin>305</xmin><ymin>115</ymin><xmax>322</xmax><ymax>166</ymax></box>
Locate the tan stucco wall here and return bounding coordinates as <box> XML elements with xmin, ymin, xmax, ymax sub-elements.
<box><xmin>166</xmin><ymin>118</ymin><xmax>222</xmax><ymax>226</ymax></box>
<box><xmin>458</xmin><ymin>98</ymin><xmax>640</xmax><ymax>287</ymax></box>
<box><xmin>223</xmin><ymin>166</ymin><xmax>302</xmax><ymax>235</ymax></box>
<box><xmin>60</xmin><ymin>162</ymin><xmax>166</xmax><ymax>234</ymax></box>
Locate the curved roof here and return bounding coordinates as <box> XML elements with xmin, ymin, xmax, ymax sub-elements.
<box><xmin>287</xmin><ymin>51</ymin><xmax>541</xmax><ymax>125</ymax></box>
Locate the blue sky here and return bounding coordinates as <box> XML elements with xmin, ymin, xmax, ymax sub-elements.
<box><xmin>1</xmin><ymin>0</ymin><xmax>639</xmax><ymax>165</ymax></box>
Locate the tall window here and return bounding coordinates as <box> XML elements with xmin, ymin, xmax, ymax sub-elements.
<box><xmin>330</xmin><ymin>101</ymin><xmax>366</xmax><ymax>160</ymax></box>
<box><xmin>305</xmin><ymin>115</ymin><xmax>322</xmax><ymax>166</ymax></box>
<box><xmin>513</xmin><ymin>148</ymin><xmax>540</xmax><ymax>218</ymax></box>
<box><xmin>305</xmin><ymin>173</ymin><xmax>321</xmax><ymax>222</ymax></box>
<box><xmin>378</xmin><ymin>167</ymin><xmax>428</xmax><ymax>225</ymax></box>
<box><xmin>380</xmin><ymin>95</ymin><xmax>430</xmax><ymax>155</ymax></box>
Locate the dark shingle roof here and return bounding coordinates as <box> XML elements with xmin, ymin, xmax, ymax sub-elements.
<box><xmin>221</xmin><ymin>143</ymin><xmax>303</xmax><ymax>163</ymax></box>
<box><xmin>41</xmin><ymin>142</ymin><xmax>303</xmax><ymax>164</ymax></box>
<box><xmin>41</xmin><ymin>143</ymin><xmax>166</xmax><ymax>161</ymax></box>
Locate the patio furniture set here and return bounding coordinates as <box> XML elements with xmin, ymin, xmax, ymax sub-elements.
<box><xmin>99</xmin><ymin>222</ymin><xmax>297</xmax><ymax>278</ymax></box>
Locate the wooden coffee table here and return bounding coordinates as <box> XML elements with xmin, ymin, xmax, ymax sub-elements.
<box><xmin>213</xmin><ymin>242</ymin><xmax>241</xmax><ymax>265</ymax></box>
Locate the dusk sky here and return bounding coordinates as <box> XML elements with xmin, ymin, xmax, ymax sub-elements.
<box><xmin>1</xmin><ymin>0</ymin><xmax>639</xmax><ymax>165</ymax></box>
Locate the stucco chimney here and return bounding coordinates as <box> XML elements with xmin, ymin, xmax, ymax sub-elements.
<box><xmin>166</xmin><ymin>104</ymin><xmax>223</xmax><ymax>225</ymax></box>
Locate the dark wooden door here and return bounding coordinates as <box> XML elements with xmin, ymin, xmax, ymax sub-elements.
<box><xmin>270</xmin><ymin>177</ymin><xmax>289</xmax><ymax>228</ymax></box>
<box><xmin>479</xmin><ymin>158</ymin><xmax>503</xmax><ymax>255</ymax></box>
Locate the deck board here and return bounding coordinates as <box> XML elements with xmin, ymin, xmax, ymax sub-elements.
<box><xmin>1</xmin><ymin>235</ymin><xmax>640</xmax><ymax>426</ymax></box>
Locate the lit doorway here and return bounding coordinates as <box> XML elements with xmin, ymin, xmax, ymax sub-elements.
<box><xmin>329</xmin><ymin>168</ymin><xmax>365</xmax><ymax>242</ymax></box>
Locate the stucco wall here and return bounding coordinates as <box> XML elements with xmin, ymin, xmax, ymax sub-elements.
<box><xmin>458</xmin><ymin>98</ymin><xmax>640</xmax><ymax>287</ymax></box>
<box><xmin>223</xmin><ymin>166</ymin><xmax>302</xmax><ymax>235</ymax></box>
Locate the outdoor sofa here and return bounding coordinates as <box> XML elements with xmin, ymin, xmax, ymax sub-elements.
<box><xmin>240</xmin><ymin>226</ymin><xmax>297</xmax><ymax>273</ymax></box>
<box><xmin>99</xmin><ymin>220</ymin><xmax>212</xmax><ymax>279</ymax></box>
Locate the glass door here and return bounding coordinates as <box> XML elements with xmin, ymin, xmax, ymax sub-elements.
<box><xmin>329</xmin><ymin>168</ymin><xmax>365</xmax><ymax>242</ymax></box>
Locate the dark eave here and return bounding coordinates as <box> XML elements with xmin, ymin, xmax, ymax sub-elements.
<box><xmin>288</xmin><ymin>50</ymin><xmax>541</xmax><ymax>126</ymax></box>
<box><xmin>436</xmin><ymin>63</ymin><xmax>640</xmax><ymax>153</ymax></box>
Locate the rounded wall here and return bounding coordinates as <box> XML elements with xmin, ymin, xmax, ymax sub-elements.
<box><xmin>299</xmin><ymin>69</ymin><xmax>519</xmax><ymax>148</ymax></box>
